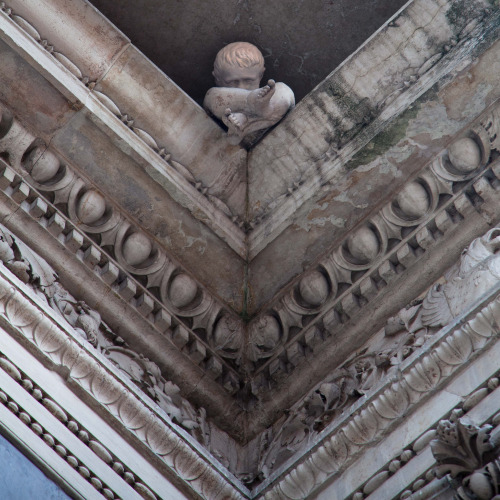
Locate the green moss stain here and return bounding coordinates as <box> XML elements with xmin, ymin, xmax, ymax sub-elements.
<box><xmin>346</xmin><ymin>103</ymin><xmax>421</xmax><ymax>171</ymax></box>
<box><xmin>330</xmin><ymin>87</ymin><xmax>374</xmax><ymax>124</ymax></box>
<box><xmin>446</xmin><ymin>0</ymin><xmax>486</xmax><ymax>33</ymax></box>
<box><xmin>316</xmin><ymin>77</ymin><xmax>376</xmax><ymax>148</ymax></box>
<box><xmin>324</xmin><ymin>81</ymin><xmax>344</xmax><ymax>100</ymax></box>
<box><xmin>345</xmin><ymin>84</ymin><xmax>440</xmax><ymax>171</ymax></box>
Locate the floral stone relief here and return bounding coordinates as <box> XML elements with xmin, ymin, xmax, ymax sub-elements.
<box><xmin>254</xmin><ymin>226</ymin><xmax>500</xmax><ymax>481</ymax></box>
<box><xmin>0</xmin><ymin>1</ymin><xmax>499</xmax><ymax>497</ymax></box>
<box><xmin>0</xmin><ymin>224</ymin><xmax>209</xmax><ymax>444</ymax></box>
<box><xmin>432</xmin><ymin>418</ymin><xmax>500</xmax><ymax>500</ymax></box>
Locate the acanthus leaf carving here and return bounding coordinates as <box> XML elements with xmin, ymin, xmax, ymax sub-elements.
<box><xmin>0</xmin><ymin>222</ymin><xmax>213</xmax><ymax>448</ymax></box>
<box><xmin>255</xmin><ymin>226</ymin><xmax>500</xmax><ymax>483</ymax></box>
<box><xmin>431</xmin><ymin>418</ymin><xmax>500</xmax><ymax>500</ymax></box>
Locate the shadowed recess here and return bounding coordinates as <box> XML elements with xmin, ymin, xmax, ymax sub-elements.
<box><xmin>88</xmin><ymin>0</ymin><xmax>409</xmax><ymax>105</ymax></box>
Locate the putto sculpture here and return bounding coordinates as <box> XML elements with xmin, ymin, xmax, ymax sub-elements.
<box><xmin>204</xmin><ymin>42</ymin><xmax>295</xmax><ymax>145</ymax></box>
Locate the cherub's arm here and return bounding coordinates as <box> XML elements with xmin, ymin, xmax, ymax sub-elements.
<box><xmin>204</xmin><ymin>82</ymin><xmax>295</xmax><ymax>145</ymax></box>
<box><xmin>203</xmin><ymin>87</ymin><xmax>252</xmax><ymax>120</ymax></box>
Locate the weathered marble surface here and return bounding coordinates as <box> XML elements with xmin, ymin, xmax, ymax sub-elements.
<box><xmin>7</xmin><ymin>0</ymin><xmax>129</xmax><ymax>82</ymax></box>
<box><xmin>0</xmin><ymin>38</ymin><xmax>77</xmax><ymax>137</ymax></box>
<box><xmin>247</xmin><ymin>26</ymin><xmax>500</xmax><ymax>313</ymax></box>
<box><xmin>248</xmin><ymin>0</ymin><xmax>493</xmax><ymax>226</ymax></box>
<box><xmin>0</xmin><ymin>19</ymin><xmax>247</xmax><ymax>310</ymax></box>
<box><xmin>95</xmin><ymin>44</ymin><xmax>248</xmax><ymax>217</ymax></box>
<box><xmin>255</xmin><ymin>227</ymin><xmax>500</xmax><ymax>479</ymax></box>
<box><xmin>6</xmin><ymin>0</ymin><xmax>248</xmax><ymax>218</ymax></box>
<box><xmin>0</xmin><ymin>0</ymin><xmax>500</xmax><ymax>498</ymax></box>
<box><xmin>256</xmin><ymin>228</ymin><xmax>500</xmax><ymax>498</ymax></box>
<box><xmin>51</xmin><ymin>113</ymin><xmax>246</xmax><ymax>311</ymax></box>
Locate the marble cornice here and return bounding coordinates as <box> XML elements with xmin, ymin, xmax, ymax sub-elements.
<box><xmin>0</xmin><ymin>258</ymin><xmax>250</xmax><ymax>499</ymax></box>
<box><xmin>246</xmin><ymin>12</ymin><xmax>500</xmax><ymax>313</ymax></box>
<box><xmin>1</xmin><ymin>91</ymin><xmax>499</xmax><ymax>438</ymax></box>
<box><xmin>0</xmin><ymin>0</ymin><xmax>497</xmax><ymax>318</ymax></box>
<box><xmin>0</xmin><ymin>223</ymin><xmax>499</xmax><ymax>498</ymax></box>
<box><xmin>257</xmin><ymin>286</ymin><xmax>500</xmax><ymax>499</ymax></box>
<box><xmin>0</xmin><ymin>0</ymin><xmax>498</xmax><ymax>421</ymax></box>
<box><xmin>0</xmin><ymin>160</ymin><xmax>249</xmax><ymax>440</ymax></box>
<box><xmin>0</xmin><ymin>0</ymin><xmax>496</xmax><ymax>263</ymax></box>
<box><xmin>247</xmin><ymin>0</ymin><xmax>499</xmax><ymax>258</ymax></box>
<box><xmin>0</xmin><ymin>0</ymin><xmax>499</xmax><ymax>495</ymax></box>
<box><xmin>244</xmin><ymin>98</ymin><xmax>500</xmax><ymax>398</ymax></box>
<box><xmin>0</xmin><ymin>0</ymin><xmax>248</xmax><ymax>257</ymax></box>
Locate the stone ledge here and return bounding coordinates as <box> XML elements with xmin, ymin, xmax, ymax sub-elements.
<box><xmin>0</xmin><ymin>104</ymin><xmax>246</xmax><ymax>390</ymax></box>
<box><xmin>0</xmin><ymin>163</ymin><xmax>248</xmax><ymax>438</ymax></box>
<box><xmin>248</xmin><ymin>0</ymin><xmax>497</xmax><ymax>251</ymax></box>
<box><xmin>257</xmin><ymin>284</ymin><xmax>500</xmax><ymax>498</ymax></box>
<box><xmin>0</xmin><ymin>1</ymin><xmax>248</xmax><ymax>257</ymax></box>
<box><xmin>247</xmin><ymin>27</ymin><xmax>500</xmax><ymax>312</ymax></box>
<box><xmin>244</xmin><ymin>103</ymin><xmax>500</xmax><ymax>416</ymax></box>
<box><xmin>0</xmin><ymin>261</ymin><xmax>250</xmax><ymax>499</ymax></box>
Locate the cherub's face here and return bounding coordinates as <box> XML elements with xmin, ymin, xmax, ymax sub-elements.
<box><xmin>214</xmin><ymin>65</ymin><xmax>264</xmax><ymax>90</ymax></box>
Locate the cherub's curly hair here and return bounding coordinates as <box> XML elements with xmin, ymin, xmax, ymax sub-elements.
<box><xmin>213</xmin><ymin>42</ymin><xmax>264</xmax><ymax>83</ymax></box>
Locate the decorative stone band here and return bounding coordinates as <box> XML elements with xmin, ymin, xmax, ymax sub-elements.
<box><xmin>2</xmin><ymin>102</ymin><xmax>500</xmax><ymax>405</ymax></box>
<box><xmin>0</xmin><ymin>103</ymin><xmax>244</xmax><ymax>391</ymax></box>
<box><xmin>0</xmin><ymin>1</ymin><xmax>247</xmax><ymax>255</ymax></box>
<box><xmin>0</xmin><ymin>259</ymin><xmax>249</xmax><ymax>499</ymax></box>
<box><xmin>257</xmin><ymin>285</ymin><xmax>500</xmax><ymax>499</ymax></box>
<box><xmin>253</xmin><ymin>226</ymin><xmax>500</xmax><ymax>482</ymax></box>
<box><xmin>1</xmin><ymin>0</ymin><xmax>499</xmax><ymax>378</ymax></box>
<box><xmin>346</xmin><ymin>373</ymin><xmax>500</xmax><ymax>500</ymax></box>
<box><xmin>249</xmin><ymin>102</ymin><xmax>500</xmax><ymax>387</ymax></box>
<box><xmin>247</xmin><ymin>3</ymin><xmax>499</xmax><ymax>254</ymax></box>
<box><xmin>1</xmin><ymin>0</ymin><xmax>496</xmax><ymax>257</ymax></box>
<box><xmin>431</xmin><ymin>418</ymin><xmax>500</xmax><ymax>500</ymax></box>
<box><xmin>0</xmin><ymin>355</ymin><xmax>153</xmax><ymax>499</ymax></box>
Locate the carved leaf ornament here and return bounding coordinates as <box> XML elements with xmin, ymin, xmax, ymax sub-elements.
<box><xmin>431</xmin><ymin>419</ymin><xmax>500</xmax><ymax>500</ymax></box>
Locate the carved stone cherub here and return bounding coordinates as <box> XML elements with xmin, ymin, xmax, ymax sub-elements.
<box><xmin>203</xmin><ymin>42</ymin><xmax>295</xmax><ymax>145</ymax></box>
